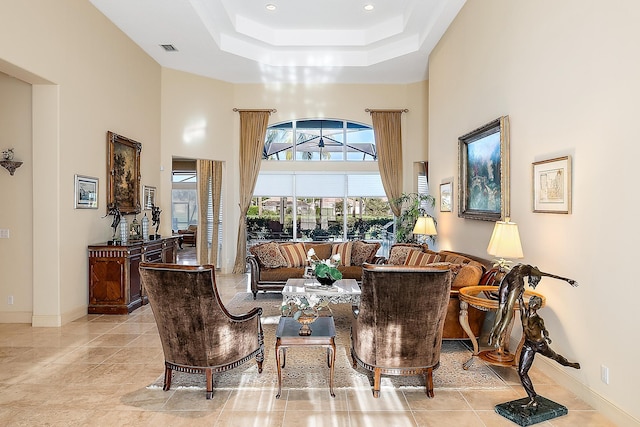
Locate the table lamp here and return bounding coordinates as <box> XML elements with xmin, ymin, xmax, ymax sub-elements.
<box><xmin>413</xmin><ymin>216</ymin><xmax>437</xmax><ymax>244</ymax></box>
<box><xmin>486</xmin><ymin>217</ymin><xmax>523</xmax><ymax>271</ymax></box>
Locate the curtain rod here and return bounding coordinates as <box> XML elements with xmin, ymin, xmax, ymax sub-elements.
<box><xmin>365</xmin><ymin>108</ymin><xmax>409</xmax><ymax>113</ymax></box>
<box><xmin>233</xmin><ymin>108</ymin><xmax>277</xmax><ymax>113</ymax></box>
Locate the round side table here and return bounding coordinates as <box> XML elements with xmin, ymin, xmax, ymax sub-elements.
<box><xmin>458</xmin><ymin>285</ymin><xmax>546</xmax><ymax>369</ymax></box>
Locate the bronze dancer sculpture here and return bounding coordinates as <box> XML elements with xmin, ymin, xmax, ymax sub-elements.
<box><xmin>518</xmin><ymin>295</ymin><xmax>580</xmax><ymax>408</ymax></box>
<box><xmin>151</xmin><ymin>205</ymin><xmax>162</xmax><ymax>237</ymax></box>
<box><xmin>488</xmin><ymin>264</ymin><xmax>577</xmax><ymax>348</ymax></box>
<box><xmin>104</xmin><ymin>205</ymin><xmax>121</xmax><ymax>241</ymax></box>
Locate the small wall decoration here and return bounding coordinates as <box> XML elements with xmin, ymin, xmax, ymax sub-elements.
<box><xmin>458</xmin><ymin>116</ymin><xmax>510</xmax><ymax>221</ymax></box>
<box><xmin>440</xmin><ymin>182</ymin><xmax>452</xmax><ymax>212</ymax></box>
<box><xmin>532</xmin><ymin>155</ymin><xmax>572</xmax><ymax>214</ymax></box>
<box><xmin>143</xmin><ymin>185</ymin><xmax>156</xmax><ymax>210</ymax></box>
<box><xmin>107</xmin><ymin>131</ymin><xmax>141</xmax><ymax>214</ymax></box>
<box><xmin>74</xmin><ymin>174</ymin><xmax>98</xmax><ymax>209</ymax></box>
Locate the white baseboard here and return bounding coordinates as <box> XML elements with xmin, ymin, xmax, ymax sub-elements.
<box><xmin>535</xmin><ymin>355</ymin><xmax>638</xmax><ymax>426</ymax></box>
<box><xmin>0</xmin><ymin>311</ymin><xmax>32</xmax><ymax>323</ymax></box>
<box><xmin>31</xmin><ymin>305</ymin><xmax>88</xmax><ymax>327</ymax></box>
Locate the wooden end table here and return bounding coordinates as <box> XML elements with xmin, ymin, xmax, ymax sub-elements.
<box><xmin>275</xmin><ymin>316</ymin><xmax>336</xmax><ymax>398</ymax></box>
<box><xmin>458</xmin><ymin>285</ymin><xmax>546</xmax><ymax>369</ymax></box>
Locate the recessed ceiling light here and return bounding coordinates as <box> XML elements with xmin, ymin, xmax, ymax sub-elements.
<box><xmin>266</xmin><ymin>4</ymin><xmax>276</xmax><ymax>11</ymax></box>
<box><xmin>364</xmin><ymin>4</ymin><xmax>374</xmax><ymax>11</ymax></box>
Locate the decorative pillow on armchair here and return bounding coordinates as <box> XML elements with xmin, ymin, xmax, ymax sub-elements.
<box><xmin>249</xmin><ymin>242</ymin><xmax>288</xmax><ymax>268</ymax></box>
<box><xmin>351</xmin><ymin>240</ymin><xmax>381</xmax><ymax>266</ymax></box>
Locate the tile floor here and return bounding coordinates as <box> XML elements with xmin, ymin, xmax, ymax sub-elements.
<box><xmin>0</xmin><ymin>249</ymin><xmax>616</xmax><ymax>426</ymax></box>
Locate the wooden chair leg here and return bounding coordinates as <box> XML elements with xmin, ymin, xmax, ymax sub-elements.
<box><xmin>373</xmin><ymin>368</ymin><xmax>381</xmax><ymax>398</ymax></box>
<box><xmin>425</xmin><ymin>368</ymin><xmax>434</xmax><ymax>398</ymax></box>
<box><xmin>205</xmin><ymin>368</ymin><xmax>213</xmax><ymax>399</ymax></box>
<box><xmin>163</xmin><ymin>366</ymin><xmax>172</xmax><ymax>391</ymax></box>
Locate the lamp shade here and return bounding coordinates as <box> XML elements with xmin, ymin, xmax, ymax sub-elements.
<box><xmin>413</xmin><ymin>216</ymin><xmax>437</xmax><ymax>236</ymax></box>
<box><xmin>487</xmin><ymin>217</ymin><xmax>523</xmax><ymax>259</ymax></box>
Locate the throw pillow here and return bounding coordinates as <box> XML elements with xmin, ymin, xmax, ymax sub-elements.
<box><xmin>387</xmin><ymin>243</ymin><xmax>424</xmax><ymax>265</ymax></box>
<box><xmin>249</xmin><ymin>242</ymin><xmax>288</xmax><ymax>268</ymax></box>
<box><xmin>404</xmin><ymin>249</ymin><xmax>441</xmax><ymax>266</ymax></box>
<box><xmin>331</xmin><ymin>241</ymin><xmax>352</xmax><ymax>267</ymax></box>
<box><xmin>280</xmin><ymin>242</ymin><xmax>307</xmax><ymax>268</ymax></box>
<box><xmin>350</xmin><ymin>240</ymin><xmax>381</xmax><ymax>266</ymax></box>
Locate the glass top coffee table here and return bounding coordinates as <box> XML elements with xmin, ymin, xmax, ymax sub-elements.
<box><xmin>282</xmin><ymin>278</ymin><xmax>361</xmax><ymax>308</ymax></box>
<box><xmin>275</xmin><ymin>316</ymin><xmax>336</xmax><ymax>399</ymax></box>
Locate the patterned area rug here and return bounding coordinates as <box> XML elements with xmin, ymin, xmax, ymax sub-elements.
<box><xmin>148</xmin><ymin>292</ymin><xmax>507</xmax><ymax>392</ymax></box>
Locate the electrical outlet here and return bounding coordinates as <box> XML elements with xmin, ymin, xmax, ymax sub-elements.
<box><xmin>7</xmin><ymin>295</ymin><xmax>13</xmax><ymax>305</ymax></box>
<box><xmin>601</xmin><ymin>365</ymin><xmax>609</xmax><ymax>384</ymax></box>
<box><xmin>0</xmin><ymin>229</ymin><xmax>9</xmax><ymax>239</ymax></box>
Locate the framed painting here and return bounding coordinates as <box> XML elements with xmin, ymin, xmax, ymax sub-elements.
<box><xmin>107</xmin><ymin>131</ymin><xmax>141</xmax><ymax>214</ymax></box>
<box><xmin>143</xmin><ymin>185</ymin><xmax>156</xmax><ymax>210</ymax></box>
<box><xmin>458</xmin><ymin>116</ymin><xmax>510</xmax><ymax>221</ymax></box>
<box><xmin>440</xmin><ymin>182</ymin><xmax>452</xmax><ymax>212</ymax></box>
<box><xmin>74</xmin><ymin>174</ymin><xmax>98</xmax><ymax>209</ymax></box>
<box><xmin>532</xmin><ymin>156</ymin><xmax>571</xmax><ymax>214</ymax></box>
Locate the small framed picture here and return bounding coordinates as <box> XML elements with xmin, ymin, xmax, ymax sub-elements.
<box><xmin>143</xmin><ymin>185</ymin><xmax>156</xmax><ymax>210</ymax></box>
<box><xmin>532</xmin><ymin>156</ymin><xmax>571</xmax><ymax>214</ymax></box>
<box><xmin>440</xmin><ymin>182</ymin><xmax>452</xmax><ymax>212</ymax></box>
<box><xmin>74</xmin><ymin>175</ymin><xmax>98</xmax><ymax>209</ymax></box>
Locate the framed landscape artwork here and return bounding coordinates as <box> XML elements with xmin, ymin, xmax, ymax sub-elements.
<box><xmin>532</xmin><ymin>156</ymin><xmax>572</xmax><ymax>214</ymax></box>
<box><xmin>74</xmin><ymin>174</ymin><xmax>98</xmax><ymax>209</ymax></box>
<box><xmin>458</xmin><ymin>116</ymin><xmax>510</xmax><ymax>221</ymax></box>
<box><xmin>440</xmin><ymin>182</ymin><xmax>452</xmax><ymax>212</ymax></box>
<box><xmin>107</xmin><ymin>131</ymin><xmax>141</xmax><ymax>214</ymax></box>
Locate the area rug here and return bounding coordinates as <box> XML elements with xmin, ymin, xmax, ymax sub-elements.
<box><xmin>148</xmin><ymin>292</ymin><xmax>507</xmax><ymax>392</ymax></box>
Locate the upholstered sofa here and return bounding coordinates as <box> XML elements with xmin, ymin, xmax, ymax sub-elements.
<box><xmin>382</xmin><ymin>243</ymin><xmax>497</xmax><ymax>340</ymax></box>
<box><xmin>247</xmin><ymin>240</ymin><xmax>382</xmax><ymax>299</ymax></box>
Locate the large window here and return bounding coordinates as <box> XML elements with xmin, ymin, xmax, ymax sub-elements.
<box><xmin>263</xmin><ymin>119</ymin><xmax>376</xmax><ymax>161</ymax></box>
<box><xmin>249</xmin><ymin>173</ymin><xmax>393</xmax><ymax>246</ymax></box>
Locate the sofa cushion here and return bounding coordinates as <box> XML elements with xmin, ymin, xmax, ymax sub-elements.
<box><xmin>427</xmin><ymin>262</ymin><xmax>483</xmax><ymax>289</ymax></box>
<box><xmin>279</xmin><ymin>242</ymin><xmax>307</xmax><ymax>267</ymax></box>
<box><xmin>260</xmin><ymin>267</ymin><xmax>305</xmax><ymax>282</ymax></box>
<box><xmin>338</xmin><ymin>265</ymin><xmax>362</xmax><ymax>281</ymax></box>
<box><xmin>351</xmin><ymin>240</ymin><xmax>381</xmax><ymax>266</ymax></box>
<box><xmin>249</xmin><ymin>242</ymin><xmax>288</xmax><ymax>268</ymax></box>
<box><xmin>303</xmin><ymin>242</ymin><xmax>333</xmax><ymax>261</ymax></box>
<box><xmin>404</xmin><ymin>250</ymin><xmax>441</xmax><ymax>266</ymax></box>
<box><xmin>332</xmin><ymin>241</ymin><xmax>353</xmax><ymax>267</ymax></box>
<box><xmin>387</xmin><ymin>243</ymin><xmax>428</xmax><ymax>265</ymax></box>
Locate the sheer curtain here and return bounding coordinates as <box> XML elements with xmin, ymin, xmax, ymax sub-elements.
<box><xmin>232</xmin><ymin>110</ymin><xmax>273</xmax><ymax>273</ymax></box>
<box><xmin>196</xmin><ymin>159</ymin><xmax>223</xmax><ymax>266</ymax></box>
<box><xmin>370</xmin><ymin>110</ymin><xmax>405</xmax><ymax>217</ymax></box>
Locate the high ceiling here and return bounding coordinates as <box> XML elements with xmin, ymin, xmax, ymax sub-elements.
<box><xmin>89</xmin><ymin>0</ymin><xmax>465</xmax><ymax>85</ymax></box>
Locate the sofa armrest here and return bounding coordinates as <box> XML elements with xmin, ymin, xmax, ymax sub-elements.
<box><xmin>246</xmin><ymin>255</ymin><xmax>261</xmax><ymax>299</ymax></box>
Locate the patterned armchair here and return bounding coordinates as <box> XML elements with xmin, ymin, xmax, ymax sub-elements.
<box><xmin>351</xmin><ymin>263</ymin><xmax>452</xmax><ymax>398</ymax></box>
<box><xmin>139</xmin><ymin>263</ymin><xmax>264</xmax><ymax>399</ymax></box>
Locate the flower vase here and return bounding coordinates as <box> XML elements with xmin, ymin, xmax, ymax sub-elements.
<box><xmin>316</xmin><ymin>276</ymin><xmax>336</xmax><ymax>288</ymax></box>
<box><xmin>297</xmin><ymin>308</ymin><xmax>318</xmax><ymax>336</ymax></box>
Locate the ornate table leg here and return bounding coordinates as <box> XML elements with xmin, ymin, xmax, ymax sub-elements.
<box><xmin>329</xmin><ymin>338</ymin><xmax>336</xmax><ymax>397</ymax></box>
<box><xmin>275</xmin><ymin>339</ymin><xmax>283</xmax><ymax>399</ymax></box>
<box><xmin>459</xmin><ymin>299</ymin><xmax>479</xmax><ymax>370</ymax></box>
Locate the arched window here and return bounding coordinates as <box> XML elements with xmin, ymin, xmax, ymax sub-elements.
<box><xmin>263</xmin><ymin>119</ymin><xmax>376</xmax><ymax>161</ymax></box>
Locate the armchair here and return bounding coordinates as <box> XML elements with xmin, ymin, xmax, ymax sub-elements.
<box><xmin>177</xmin><ymin>224</ymin><xmax>197</xmax><ymax>246</ymax></box>
<box><xmin>139</xmin><ymin>263</ymin><xmax>264</xmax><ymax>399</ymax></box>
<box><xmin>351</xmin><ymin>264</ymin><xmax>452</xmax><ymax>398</ymax></box>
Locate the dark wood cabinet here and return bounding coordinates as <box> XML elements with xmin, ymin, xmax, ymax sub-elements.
<box><xmin>88</xmin><ymin>237</ymin><xmax>177</xmax><ymax>314</ymax></box>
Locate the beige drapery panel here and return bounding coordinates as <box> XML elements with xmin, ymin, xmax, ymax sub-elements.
<box><xmin>232</xmin><ymin>109</ymin><xmax>274</xmax><ymax>273</ymax></box>
<box><xmin>196</xmin><ymin>160</ymin><xmax>223</xmax><ymax>266</ymax></box>
<box><xmin>369</xmin><ymin>109</ymin><xmax>406</xmax><ymax>217</ymax></box>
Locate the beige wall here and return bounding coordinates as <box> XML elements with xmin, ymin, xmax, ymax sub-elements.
<box><xmin>161</xmin><ymin>75</ymin><xmax>429</xmax><ymax>272</ymax></box>
<box><xmin>0</xmin><ymin>0</ymin><xmax>161</xmax><ymax>325</ymax></box>
<box><xmin>0</xmin><ymin>73</ymin><xmax>32</xmax><ymax>322</ymax></box>
<box><xmin>429</xmin><ymin>0</ymin><xmax>639</xmax><ymax>423</ymax></box>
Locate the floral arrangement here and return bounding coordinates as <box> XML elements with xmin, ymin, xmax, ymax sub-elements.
<box><xmin>306</xmin><ymin>248</ymin><xmax>343</xmax><ymax>282</ymax></box>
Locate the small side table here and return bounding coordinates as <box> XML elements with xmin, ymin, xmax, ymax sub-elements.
<box><xmin>275</xmin><ymin>316</ymin><xmax>336</xmax><ymax>399</ymax></box>
<box><xmin>458</xmin><ymin>285</ymin><xmax>546</xmax><ymax>369</ymax></box>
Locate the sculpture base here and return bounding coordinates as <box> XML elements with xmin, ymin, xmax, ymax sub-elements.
<box><xmin>495</xmin><ymin>396</ymin><xmax>568</xmax><ymax>426</ymax></box>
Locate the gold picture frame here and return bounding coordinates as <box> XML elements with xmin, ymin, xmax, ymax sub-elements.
<box><xmin>458</xmin><ymin>116</ymin><xmax>510</xmax><ymax>221</ymax></box>
<box><xmin>532</xmin><ymin>156</ymin><xmax>571</xmax><ymax>214</ymax></box>
<box><xmin>107</xmin><ymin>131</ymin><xmax>141</xmax><ymax>214</ymax></box>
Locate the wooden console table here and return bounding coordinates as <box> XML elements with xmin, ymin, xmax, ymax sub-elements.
<box><xmin>88</xmin><ymin>237</ymin><xmax>178</xmax><ymax>314</ymax></box>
